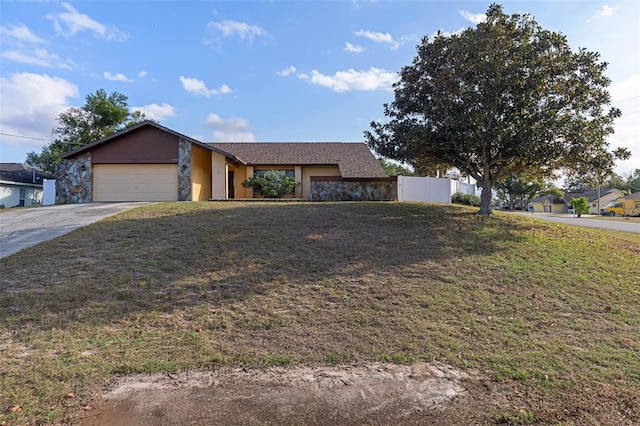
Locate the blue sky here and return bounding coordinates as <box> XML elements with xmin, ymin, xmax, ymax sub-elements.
<box><xmin>1</xmin><ymin>1</ymin><xmax>638</xmax><ymax>176</ymax></box>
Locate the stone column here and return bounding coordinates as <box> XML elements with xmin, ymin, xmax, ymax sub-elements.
<box><xmin>178</xmin><ymin>138</ymin><xmax>192</xmax><ymax>201</ymax></box>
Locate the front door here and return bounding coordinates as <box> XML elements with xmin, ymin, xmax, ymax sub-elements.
<box><xmin>228</xmin><ymin>171</ymin><xmax>235</xmax><ymax>199</ymax></box>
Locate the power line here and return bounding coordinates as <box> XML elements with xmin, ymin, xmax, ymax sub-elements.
<box><xmin>0</xmin><ymin>132</ymin><xmax>52</xmax><ymax>142</ymax></box>
<box><xmin>611</xmin><ymin>96</ymin><xmax>640</xmax><ymax>104</ymax></box>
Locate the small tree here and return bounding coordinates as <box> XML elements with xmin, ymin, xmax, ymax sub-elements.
<box><xmin>26</xmin><ymin>89</ymin><xmax>147</xmax><ymax>173</ymax></box>
<box><xmin>242</xmin><ymin>170</ymin><xmax>298</xmax><ymax>198</ymax></box>
<box><xmin>569</xmin><ymin>196</ymin><xmax>591</xmax><ymax>218</ymax></box>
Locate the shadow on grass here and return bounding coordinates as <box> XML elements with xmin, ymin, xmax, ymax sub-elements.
<box><xmin>0</xmin><ymin>202</ymin><xmax>530</xmax><ymax>331</ymax></box>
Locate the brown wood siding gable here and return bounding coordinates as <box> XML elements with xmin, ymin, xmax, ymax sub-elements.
<box><xmin>92</xmin><ymin>126</ymin><xmax>179</xmax><ymax>164</ymax></box>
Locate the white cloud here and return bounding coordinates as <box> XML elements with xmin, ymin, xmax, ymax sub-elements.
<box><xmin>459</xmin><ymin>10</ymin><xmax>486</xmax><ymax>25</ymax></box>
<box><xmin>204</xmin><ymin>113</ymin><xmax>255</xmax><ymax>142</ymax></box>
<box><xmin>179</xmin><ymin>76</ymin><xmax>231</xmax><ymax>97</ymax></box>
<box><xmin>277</xmin><ymin>66</ymin><xmax>296</xmax><ymax>76</ymax></box>
<box><xmin>2</xmin><ymin>48</ymin><xmax>72</xmax><ymax>69</ymax></box>
<box><xmin>298</xmin><ymin>67</ymin><xmax>398</xmax><ymax>93</ymax></box>
<box><xmin>138</xmin><ymin>70</ymin><xmax>148</xmax><ymax>78</ymax></box>
<box><xmin>0</xmin><ymin>72</ymin><xmax>78</xmax><ymax>149</ymax></box>
<box><xmin>354</xmin><ymin>30</ymin><xmax>399</xmax><ymax>49</ymax></box>
<box><xmin>103</xmin><ymin>72</ymin><xmax>133</xmax><ymax>82</ymax></box>
<box><xmin>593</xmin><ymin>5</ymin><xmax>617</xmax><ymax>19</ymax></box>
<box><xmin>430</xmin><ymin>28</ymin><xmax>465</xmax><ymax>39</ymax></box>
<box><xmin>208</xmin><ymin>20</ymin><xmax>266</xmax><ymax>42</ymax></box>
<box><xmin>130</xmin><ymin>103</ymin><xmax>176</xmax><ymax>121</ymax></box>
<box><xmin>47</xmin><ymin>2</ymin><xmax>128</xmax><ymax>41</ymax></box>
<box><xmin>344</xmin><ymin>42</ymin><xmax>365</xmax><ymax>53</ymax></box>
<box><xmin>0</xmin><ymin>23</ymin><xmax>45</xmax><ymax>44</ymax></box>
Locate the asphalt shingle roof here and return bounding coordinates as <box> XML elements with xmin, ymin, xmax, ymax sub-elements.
<box><xmin>209</xmin><ymin>142</ymin><xmax>389</xmax><ymax>179</ymax></box>
<box><xmin>0</xmin><ymin>163</ymin><xmax>54</xmax><ymax>185</ymax></box>
<box><xmin>563</xmin><ymin>189</ymin><xmax>618</xmax><ymax>203</ymax></box>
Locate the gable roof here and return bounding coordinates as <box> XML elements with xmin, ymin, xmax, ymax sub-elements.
<box><xmin>563</xmin><ymin>189</ymin><xmax>621</xmax><ymax>203</ymax></box>
<box><xmin>532</xmin><ymin>194</ymin><xmax>559</xmax><ymax>203</ymax></box>
<box><xmin>57</xmin><ymin>122</ymin><xmax>388</xmax><ymax>179</ymax></box>
<box><xmin>209</xmin><ymin>142</ymin><xmax>388</xmax><ymax>179</ymax></box>
<box><xmin>61</xmin><ymin>121</ymin><xmax>232</xmax><ymax>160</ymax></box>
<box><xmin>625</xmin><ymin>191</ymin><xmax>640</xmax><ymax>200</ymax></box>
<box><xmin>0</xmin><ymin>163</ymin><xmax>54</xmax><ymax>186</ymax></box>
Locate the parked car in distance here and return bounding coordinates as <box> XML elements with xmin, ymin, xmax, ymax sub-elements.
<box><xmin>600</xmin><ymin>200</ymin><xmax>640</xmax><ymax>217</ymax></box>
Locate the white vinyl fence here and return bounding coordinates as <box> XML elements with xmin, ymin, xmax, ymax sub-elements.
<box><xmin>397</xmin><ymin>176</ymin><xmax>477</xmax><ymax>203</ymax></box>
<box><xmin>43</xmin><ymin>179</ymin><xmax>56</xmax><ymax>205</ymax></box>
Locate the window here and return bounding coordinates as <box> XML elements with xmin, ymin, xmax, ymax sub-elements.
<box><xmin>254</xmin><ymin>169</ymin><xmax>295</xmax><ymax>179</ymax></box>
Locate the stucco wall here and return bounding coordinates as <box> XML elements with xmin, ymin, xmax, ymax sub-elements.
<box><xmin>0</xmin><ymin>184</ymin><xmax>43</xmax><ymax>208</ymax></box>
<box><xmin>56</xmin><ymin>153</ymin><xmax>92</xmax><ymax>204</ymax></box>
<box><xmin>212</xmin><ymin>152</ymin><xmax>227</xmax><ymax>199</ymax></box>
<box><xmin>191</xmin><ymin>144</ymin><xmax>212</xmax><ymax>201</ymax></box>
<box><xmin>228</xmin><ymin>165</ymin><xmax>249</xmax><ymax>198</ymax></box>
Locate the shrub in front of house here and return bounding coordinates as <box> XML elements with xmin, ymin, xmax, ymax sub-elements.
<box><xmin>452</xmin><ymin>192</ymin><xmax>481</xmax><ymax>207</ymax></box>
<box><xmin>242</xmin><ymin>170</ymin><xmax>299</xmax><ymax>198</ymax></box>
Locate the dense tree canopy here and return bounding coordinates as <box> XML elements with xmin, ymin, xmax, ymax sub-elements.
<box><xmin>365</xmin><ymin>3</ymin><xmax>630</xmax><ymax>214</ymax></box>
<box><xmin>26</xmin><ymin>89</ymin><xmax>146</xmax><ymax>173</ymax></box>
<box><xmin>495</xmin><ymin>174</ymin><xmax>545</xmax><ymax>210</ymax></box>
<box><xmin>377</xmin><ymin>158</ymin><xmax>414</xmax><ymax>176</ymax></box>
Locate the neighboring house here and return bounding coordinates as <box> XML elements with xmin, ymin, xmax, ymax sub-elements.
<box><xmin>625</xmin><ymin>191</ymin><xmax>640</xmax><ymax>201</ymax></box>
<box><xmin>0</xmin><ymin>163</ymin><xmax>54</xmax><ymax>208</ymax></box>
<box><xmin>564</xmin><ymin>189</ymin><xmax>623</xmax><ymax>215</ymax></box>
<box><xmin>530</xmin><ymin>188</ymin><xmax>624</xmax><ymax>214</ymax></box>
<box><xmin>57</xmin><ymin>121</ymin><xmax>392</xmax><ymax>203</ymax></box>
<box><xmin>531</xmin><ymin>195</ymin><xmax>552</xmax><ymax>213</ymax></box>
<box><xmin>530</xmin><ymin>194</ymin><xmax>568</xmax><ymax>213</ymax></box>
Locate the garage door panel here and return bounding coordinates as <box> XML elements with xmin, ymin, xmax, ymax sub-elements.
<box><xmin>94</xmin><ymin>164</ymin><xmax>178</xmax><ymax>202</ymax></box>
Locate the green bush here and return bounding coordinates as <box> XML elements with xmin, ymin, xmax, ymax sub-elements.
<box><xmin>242</xmin><ymin>170</ymin><xmax>299</xmax><ymax>198</ymax></box>
<box><xmin>452</xmin><ymin>192</ymin><xmax>481</xmax><ymax>206</ymax></box>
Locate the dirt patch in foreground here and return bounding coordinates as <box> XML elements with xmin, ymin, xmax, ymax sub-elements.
<box><xmin>80</xmin><ymin>363</ymin><xmax>505</xmax><ymax>425</ymax></box>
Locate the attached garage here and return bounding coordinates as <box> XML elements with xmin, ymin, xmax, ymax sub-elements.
<box><xmin>93</xmin><ymin>164</ymin><xmax>179</xmax><ymax>202</ymax></box>
<box><xmin>57</xmin><ymin>122</ymin><xmax>234</xmax><ymax>203</ymax></box>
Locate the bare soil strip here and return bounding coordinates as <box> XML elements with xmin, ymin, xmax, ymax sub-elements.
<box><xmin>82</xmin><ymin>363</ymin><xmax>469</xmax><ymax>425</ymax></box>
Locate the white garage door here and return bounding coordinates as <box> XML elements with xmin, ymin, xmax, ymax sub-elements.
<box><xmin>93</xmin><ymin>164</ymin><xmax>179</xmax><ymax>202</ymax></box>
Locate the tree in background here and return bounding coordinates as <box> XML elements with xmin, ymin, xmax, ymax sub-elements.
<box><xmin>569</xmin><ymin>196</ymin><xmax>591</xmax><ymax>218</ymax></box>
<box><xmin>495</xmin><ymin>173</ymin><xmax>545</xmax><ymax>210</ymax></box>
<box><xmin>601</xmin><ymin>174</ymin><xmax>629</xmax><ymax>193</ymax></box>
<box><xmin>365</xmin><ymin>4</ymin><xmax>630</xmax><ymax>215</ymax></box>
<box><xmin>538</xmin><ymin>183</ymin><xmax>564</xmax><ymax>199</ymax></box>
<box><xmin>626</xmin><ymin>169</ymin><xmax>640</xmax><ymax>193</ymax></box>
<box><xmin>563</xmin><ymin>177</ymin><xmax>592</xmax><ymax>193</ymax></box>
<box><xmin>26</xmin><ymin>89</ymin><xmax>146</xmax><ymax>173</ymax></box>
<box><xmin>378</xmin><ymin>158</ymin><xmax>414</xmax><ymax>176</ymax></box>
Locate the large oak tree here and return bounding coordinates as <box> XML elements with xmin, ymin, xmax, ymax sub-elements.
<box><xmin>26</xmin><ymin>89</ymin><xmax>146</xmax><ymax>173</ymax></box>
<box><xmin>365</xmin><ymin>4</ymin><xmax>630</xmax><ymax>214</ymax></box>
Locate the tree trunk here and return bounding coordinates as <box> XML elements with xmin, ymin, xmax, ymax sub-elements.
<box><xmin>479</xmin><ymin>181</ymin><xmax>493</xmax><ymax>215</ymax></box>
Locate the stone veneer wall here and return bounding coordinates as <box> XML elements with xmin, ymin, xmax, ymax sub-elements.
<box><xmin>55</xmin><ymin>153</ymin><xmax>92</xmax><ymax>204</ymax></box>
<box><xmin>178</xmin><ymin>138</ymin><xmax>192</xmax><ymax>201</ymax></box>
<box><xmin>310</xmin><ymin>180</ymin><xmax>397</xmax><ymax>201</ymax></box>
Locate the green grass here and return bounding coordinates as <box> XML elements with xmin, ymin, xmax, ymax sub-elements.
<box><xmin>1</xmin><ymin>202</ymin><xmax>639</xmax><ymax>425</ymax></box>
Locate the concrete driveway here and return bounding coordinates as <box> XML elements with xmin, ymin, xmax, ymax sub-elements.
<box><xmin>0</xmin><ymin>203</ymin><xmax>152</xmax><ymax>259</ymax></box>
